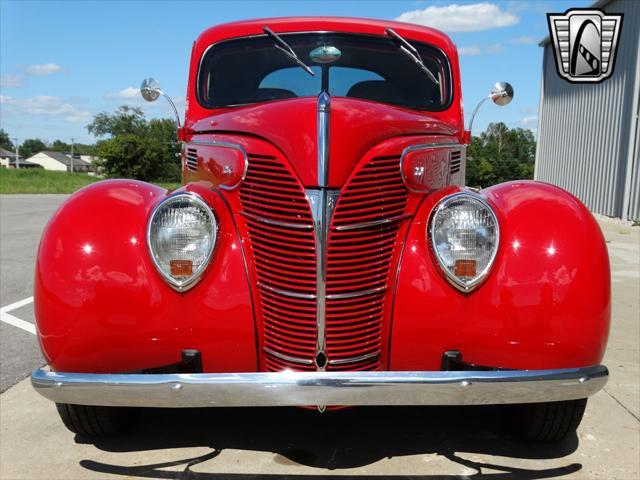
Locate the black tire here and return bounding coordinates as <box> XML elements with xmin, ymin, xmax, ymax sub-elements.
<box><xmin>508</xmin><ymin>398</ymin><xmax>587</xmax><ymax>442</ymax></box>
<box><xmin>55</xmin><ymin>403</ymin><xmax>133</xmax><ymax>437</ymax></box>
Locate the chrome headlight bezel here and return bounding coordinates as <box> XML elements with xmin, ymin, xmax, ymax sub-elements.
<box><xmin>146</xmin><ymin>192</ymin><xmax>218</xmax><ymax>292</ymax></box>
<box><xmin>428</xmin><ymin>191</ymin><xmax>500</xmax><ymax>292</ymax></box>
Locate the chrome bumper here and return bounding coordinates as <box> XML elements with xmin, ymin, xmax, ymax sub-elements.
<box><xmin>31</xmin><ymin>365</ymin><xmax>608</xmax><ymax>408</ymax></box>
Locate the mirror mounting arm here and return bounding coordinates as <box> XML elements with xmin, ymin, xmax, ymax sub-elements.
<box><xmin>467</xmin><ymin>96</ymin><xmax>491</xmax><ymax>135</ymax></box>
<box><xmin>140</xmin><ymin>78</ymin><xmax>182</xmax><ymax>137</ymax></box>
<box><xmin>160</xmin><ymin>92</ymin><xmax>182</xmax><ymax>129</ymax></box>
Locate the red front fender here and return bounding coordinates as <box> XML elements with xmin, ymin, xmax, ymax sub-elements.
<box><xmin>390</xmin><ymin>181</ymin><xmax>610</xmax><ymax>371</ymax></box>
<box><xmin>34</xmin><ymin>180</ymin><xmax>257</xmax><ymax>373</ymax></box>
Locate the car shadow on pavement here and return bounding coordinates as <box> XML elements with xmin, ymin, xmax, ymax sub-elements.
<box><xmin>78</xmin><ymin>405</ymin><xmax>582</xmax><ymax>479</ymax></box>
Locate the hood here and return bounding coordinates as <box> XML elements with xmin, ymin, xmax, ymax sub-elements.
<box><xmin>190</xmin><ymin>97</ymin><xmax>458</xmax><ymax>187</ymax></box>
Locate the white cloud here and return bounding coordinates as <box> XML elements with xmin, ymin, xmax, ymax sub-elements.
<box><xmin>486</xmin><ymin>43</ymin><xmax>504</xmax><ymax>53</ymax></box>
<box><xmin>458</xmin><ymin>43</ymin><xmax>504</xmax><ymax>56</ymax></box>
<box><xmin>0</xmin><ymin>95</ymin><xmax>91</xmax><ymax>122</ymax></box>
<box><xmin>509</xmin><ymin>35</ymin><xmax>537</xmax><ymax>45</ymax></box>
<box><xmin>519</xmin><ymin>115</ymin><xmax>538</xmax><ymax>127</ymax></box>
<box><xmin>458</xmin><ymin>46</ymin><xmax>482</xmax><ymax>56</ymax></box>
<box><xmin>396</xmin><ymin>2</ymin><xmax>519</xmax><ymax>32</ymax></box>
<box><xmin>117</xmin><ymin>87</ymin><xmax>139</xmax><ymax>99</ymax></box>
<box><xmin>0</xmin><ymin>75</ymin><xmax>24</xmax><ymax>88</ymax></box>
<box><xmin>105</xmin><ymin>87</ymin><xmax>142</xmax><ymax>100</ymax></box>
<box><xmin>25</xmin><ymin>63</ymin><xmax>62</xmax><ymax>76</ymax></box>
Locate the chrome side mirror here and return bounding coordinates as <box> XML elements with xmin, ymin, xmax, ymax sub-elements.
<box><xmin>467</xmin><ymin>81</ymin><xmax>514</xmax><ymax>133</ymax></box>
<box><xmin>140</xmin><ymin>78</ymin><xmax>162</xmax><ymax>102</ymax></box>
<box><xmin>490</xmin><ymin>81</ymin><xmax>514</xmax><ymax>106</ymax></box>
<box><xmin>140</xmin><ymin>77</ymin><xmax>181</xmax><ymax>128</ymax></box>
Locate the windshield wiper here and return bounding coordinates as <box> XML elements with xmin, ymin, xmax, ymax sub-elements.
<box><xmin>385</xmin><ymin>28</ymin><xmax>440</xmax><ymax>87</ymax></box>
<box><xmin>263</xmin><ymin>26</ymin><xmax>315</xmax><ymax>77</ymax></box>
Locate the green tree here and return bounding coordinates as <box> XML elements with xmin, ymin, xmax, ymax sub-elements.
<box><xmin>87</xmin><ymin>106</ymin><xmax>180</xmax><ymax>182</ymax></box>
<box><xmin>19</xmin><ymin>138</ymin><xmax>47</xmax><ymax>159</ymax></box>
<box><xmin>50</xmin><ymin>140</ymin><xmax>96</xmax><ymax>156</ymax></box>
<box><xmin>466</xmin><ymin>122</ymin><xmax>536</xmax><ymax>188</ymax></box>
<box><xmin>50</xmin><ymin>140</ymin><xmax>70</xmax><ymax>152</ymax></box>
<box><xmin>0</xmin><ymin>129</ymin><xmax>14</xmax><ymax>151</ymax></box>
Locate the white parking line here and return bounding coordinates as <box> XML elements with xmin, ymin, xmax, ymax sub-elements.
<box><xmin>0</xmin><ymin>296</ymin><xmax>36</xmax><ymax>335</ymax></box>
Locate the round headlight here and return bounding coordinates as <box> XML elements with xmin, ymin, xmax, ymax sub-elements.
<box><xmin>147</xmin><ymin>193</ymin><xmax>217</xmax><ymax>291</ymax></box>
<box><xmin>429</xmin><ymin>192</ymin><xmax>499</xmax><ymax>291</ymax></box>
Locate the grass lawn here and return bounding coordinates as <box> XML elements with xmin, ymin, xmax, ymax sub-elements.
<box><xmin>0</xmin><ymin>168</ymin><xmax>180</xmax><ymax>194</ymax></box>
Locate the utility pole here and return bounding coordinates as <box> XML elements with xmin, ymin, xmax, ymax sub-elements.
<box><xmin>70</xmin><ymin>138</ymin><xmax>74</xmax><ymax>173</ymax></box>
<box><xmin>13</xmin><ymin>137</ymin><xmax>19</xmax><ymax>169</ymax></box>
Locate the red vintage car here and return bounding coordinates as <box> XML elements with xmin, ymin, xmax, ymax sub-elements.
<box><xmin>31</xmin><ymin>17</ymin><xmax>609</xmax><ymax>442</ymax></box>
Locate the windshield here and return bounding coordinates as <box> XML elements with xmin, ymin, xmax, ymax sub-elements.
<box><xmin>197</xmin><ymin>32</ymin><xmax>452</xmax><ymax>111</ymax></box>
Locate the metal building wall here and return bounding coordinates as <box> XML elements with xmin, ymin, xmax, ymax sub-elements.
<box><xmin>535</xmin><ymin>0</ymin><xmax>640</xmax><ymax>219</ymax></box>
<box><xmin>628</xmin><ymin>100</ymin><xmax>640</xmax><ymax>219</ymax></box>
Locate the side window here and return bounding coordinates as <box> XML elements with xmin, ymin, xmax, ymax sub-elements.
<box><xmin>259</xmin><ymin>66</ymin><xmax>321</xmax><ymax>97</ymax></box>
<box><xmin>329</xmin><ymin>67</ymin><xmax>384</xmax><ymax>96</ymax></box>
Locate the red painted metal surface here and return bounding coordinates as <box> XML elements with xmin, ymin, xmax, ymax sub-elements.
<box><xmin>183</xmin><ymin>143</ymin><xmax>246</xmax><ymax>189</ymax></box>
<box><xmin>34</xmin><ymin>18</ymin><xmax>609</xmax><ymax>378</ymax></box>
<box><xmin>189</xmin><ymin>98</ymin><xmax>457</xmax><ymax>188</ymax></box>
<box><xmin>35</xmin><ymin>180</ymin><xmax>257</xmax><ymax>373</ymax></box>
<box><xmin>391</xmin><ymin>181</ymin><xmax>610</xmax><ymax>371</ymax></box>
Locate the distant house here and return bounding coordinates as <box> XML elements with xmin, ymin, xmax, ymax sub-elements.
<box><xmin>25</xmin><ymin>151</ymin><xmax>93</xmax><ymax>173</ymax></box>
<box><xmin>0</xmin><ymin>148</ymin><xmax>41</xmax><ymax>169</ymax></box>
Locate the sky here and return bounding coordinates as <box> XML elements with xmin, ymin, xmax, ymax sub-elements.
<box><xmin>0</xmin><ymin>0</ymin><xmax>590</xmax><ymax>145</ymax></box>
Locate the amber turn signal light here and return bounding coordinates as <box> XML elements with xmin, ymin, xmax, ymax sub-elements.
<box><xmin>170</xmin><ymin>260</ymin><xmax>193</xmax><ymax>277</ymax></box>
<box><xmin>454</xmin><ymin>259</ymin><xmax>477</xmax><ymax>278</ymax></box>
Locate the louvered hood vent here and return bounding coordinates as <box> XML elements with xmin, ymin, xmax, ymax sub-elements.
<box><xmin>186</xmin><ymin>147</ymin><xmax>198</xmax><ymax>172</ymax></box>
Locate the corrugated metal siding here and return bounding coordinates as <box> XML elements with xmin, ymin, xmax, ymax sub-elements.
<box><xmin>628</xmin><ymin>100</ymin><xmax>640</xmax><ymax>219</ymax></box>
<box><xmin>535</xmin><ymin>0</ymin><xmax>640</xmax><ymax>219</ymax></box>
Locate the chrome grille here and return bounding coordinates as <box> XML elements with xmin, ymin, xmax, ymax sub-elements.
<box><xmin>326</xmin><ymin>155</ymin><xmax>408</xmax><ymax>370</ymax></box>
<box><xmin>239</xmin><ymin>153</ymin><xmax>408</xmax><ymax>372</ymax></box>
<box><xmin>239</xmin><ymin>154</ymin><xmax>317</xmax><ymax>371</ymax></box>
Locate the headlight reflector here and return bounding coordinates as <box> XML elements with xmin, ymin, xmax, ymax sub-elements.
<box><xmin>429</xmin><ymin>192</ymin><xmax>499</xmax><ymax>291</ymax></box>
<box><xmin>147</xmin><ymin>193</ymin><xmax>217</xmax><ymax>291</ymax></box>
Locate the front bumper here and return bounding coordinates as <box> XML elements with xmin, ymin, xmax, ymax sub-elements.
<box><xmin>31</xmin><ymin>365</ymin><xmax>608</xmax><ymax>408</ymax></box>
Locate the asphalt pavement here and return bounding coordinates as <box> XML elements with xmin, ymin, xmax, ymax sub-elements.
<box><xmin>0</xmin><ymin>194</ymin><xmax>638</xmax><ymax>479</ymax></box>
<box><xmin>0</xmin><ymin>194</ymin><xmax>68</xmax><ymax>392</ymax></box>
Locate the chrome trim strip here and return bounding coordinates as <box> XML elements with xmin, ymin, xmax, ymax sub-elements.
<box><xmin>328</xmin><ymin>351</ymin><xmax>380</xmax><ymax>366</ymax></box>
<box><xmin>306</xmin><ymin>187</ymin><xmax>339</xmax><ymax>369</ymax></box>
<box><xmin>399</xmin><ymin>142</ymin><xmax>467</xmax><ymax>193</ymax></box>
<box><xmin>306</xmin><ymin>189</ymin><xmax>327</xmax><ymax>368</ymax></box>
<box><xmin>240</xmin><ymin>211</ymin><xmax>313</xmax><ymax>230</ymax></box>
<box><xmin>326</xmin><ymin>286</ymin><xmax>387</xmax><ymax>300</ymax></box>
<box><xmin>310</xmin><ymin>91</ymin><xmax>334</xmax><ymax>371</ymax></box>
<box><xmin>258</xmin><ymin>283</ymin><xmax>317</xmax><ymax>300</ymax></box>
<box><xmin>263</xmin><ymin>347</ymin><xmax>314</xmax><ymax>365</ymax></box>
<box><xmin>146</xmin><ymin>192</ymin><xmax>218</xmax><ymax>293</ymax></box>
<box><xmin>31</xmin><ymin>365</ymin><xmax>609</xmax><ymax>408</ymax></box>
<box><xmin>333</xmin><ymin>214</ymin><xmax>413</xmax><ymax>231</ymax></box>
<box><xmin>186</xmin><ymin>140</ymin><xmax>249</xmax><ymax>191</ymax></box>
<box><xmin>317</xmin><ymin>91</ymin><xmax>330</xmax><ymax>187</ymax></box>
